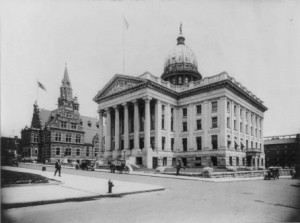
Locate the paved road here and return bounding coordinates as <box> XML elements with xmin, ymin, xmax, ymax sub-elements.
<box><xmin>2</xmin><ymin>164</ymin><xmax>300</xmax><ymax>223</ymax></box>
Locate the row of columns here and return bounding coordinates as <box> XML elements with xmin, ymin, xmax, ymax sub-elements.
<box><xmin>98</xmin><ymin>97</ymin><xmax>154</xmax><ymax>158</ymax></box>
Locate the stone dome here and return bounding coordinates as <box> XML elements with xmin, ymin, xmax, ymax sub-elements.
<box><xmin>161</xmin><ymin>27</ymin><xmax>202</xmax><ymax>85</ymax></box>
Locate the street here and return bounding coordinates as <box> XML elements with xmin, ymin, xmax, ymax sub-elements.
<box><xmin>2</xmin><ymin>164</ymin><xmax>300</xmax><ymax>223</ymax></box>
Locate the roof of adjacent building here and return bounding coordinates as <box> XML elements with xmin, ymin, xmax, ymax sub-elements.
<box><xmin>264</xmin><ymin>134</ymin><xmax>300</xmax><ymax>145</ymax></box>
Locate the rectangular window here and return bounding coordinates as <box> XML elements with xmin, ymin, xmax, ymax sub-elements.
<box><xmin>76</xmin><ymin>149</ymin><xmax>80</xmax><ymax>156</ymax></box>
<box><xmin>251</xmin><ymin>141</ymin><xmax>253</xmax><ymax>149</ymax></box>
<box><xmin>212</xmin><ymin>101</ymin><xmax>218</xmax><ymax>113</ymax></box>
<box><xmin>162</xmin><ymin>105</ymin><xmax>165</xmax><ymax>130</ymax></box>
<box><xmin>196</xmin><ymin>105</ymin><xmax>202</xmax><ymax>115</ymax></box>
<box><xmin>76</xmin><ymin>134</ymin><xmax>81</xmax><ymax>143</ymax></box>
<box><xmin>56</xmin><ymin>148</ymin><xmax>60</xmax><ymax>156</ymax></box>
<box><xmin>240</xmin><ymin>108</ymin><xmax>243</xmax><ymax>117</ymax></box>
<box><xmin>55</xmin><ymin>133</ymin><xmax>61</xmax><ymax>142</ymax></box>
<box><xmin>182</xmin><ymin>108</ymin><xmax>187</xmax><ymax>117</ymax></box>
<box><xmin>171</xmin><ymin>108</ymin><xmax>174</xmax><ymax>131</ymax></box>
<box><xmin>196</xmin><ymin>119</ymin><xmax>202</xmax><ymax>130</ymax></box>
<box><xmin>196</xmin><ymin>137</ymin><xmax>202</xmax><ymax>150</ymax></box>
<box><xmin>150</xmin><ymin>137</ymin><xmax>155</xmax><ymax>149</ymax></box>
<box><xmin>139</xmin><ymin>138</ymin><xmax>144</xmax><ymax>150</ymax></box>
<box><xmin>212</xmin><ymin>117</ymin><xmax>218</xmax><ymax>128</ymax></box>
<box><xmin>66</xmin><ymin>134</ymin><xmax>71</xmax><ymax>142</ymax></box>
<box><xmin>130</xmin><ymin>139</ymin><xmax>134</xmax><ymax>150</ymax></box>
<box><xmin>171</xmin><ymin>138</ymin><xmax>174</xmax><ymax>151</ymax></box>
<box><xmin>182</xmin><ymin>122</ymin><xmax>187</xmax><ymax>132</ymax></box>
<box><xmin>33</xmin><ymin>133</ymin><xmax>39</xmax><ymax>143</ymax></box>
<box><xmin>234</xmin><ymin>120</ymin><xmax>237</xmax><ymax>130</ymax></box>
<box><xmin>227</xmin><ymin>102</ymin><xmax>230</xmax><ymax>113</ymax></box>
<box><xmin>61</xmin><ymin>122</ymin><xmax>67</xmax><ymax>128</ymax></box>
<box><xmin>212</xmin><ymin>135</ymin><xmax>218</xmax><ymax>149</ymax></box>
<box><xmin>246</xmin><ymin>140</ymin><xmax>249</xmax><ymax>149</ymax></box>
<box><xmin>251</xmin><ymin>127</ymin><xmax>253</xmax><ymax>136</ymax></box>
<box><xmin>162</xmin><ymin>137</ymin><xmax>166</xmax><ymax>150</ymax></box>
<box><xmin>234</xmin><ymin>105</ymin><xmax>237</xmax><ymax>115</ymax></box>
<box><xmin>71</xmin><ymin>123</ymin><xmax>76</xmax><ymax>129</ymax></box>
<box><xmin>182</xmin><ymin>138</ymin><xmax>187</xmax><ymax>151</ymax></box>
<box><xmin>240</xmin><ymin>122</ymin><xmax>243</xmax><ymax>132</ymax></box>
<box><xmin>229</xmin><ymin>156</ymin><xmax>233</xmax><ymax>166</ymax></box>
<box><xmin>86</xmin><ymin>148</ymin><xmax>89</xmax><ymax>156</ymax></box>
<box><xmin>242</xmin><ymin>158</ymin><xmax>245</xmax><ymax>166</ymax></box>
<box><xmin>236</xmin><ymin>157</ymin><xmax>239</xmax><ymax>166</ymax></box>
<box><xmin>227</xmin><ymin>117</ymin><xmax>230</xmax><ymax>128</ymax></box>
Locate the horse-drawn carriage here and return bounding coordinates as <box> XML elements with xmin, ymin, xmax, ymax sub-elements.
<box><xmin>110</xmin><ymin>160</ymin><xmax>129</xmax><ymax>174</ymax></box>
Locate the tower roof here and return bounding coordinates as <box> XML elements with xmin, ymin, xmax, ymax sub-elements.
<box><xmin>62</xmin><ymin>63</ymin><xmax>71</xmax><ymax>87</ymax></box>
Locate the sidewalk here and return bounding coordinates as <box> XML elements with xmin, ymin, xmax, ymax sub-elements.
<box><xmin>1</xmin><ymin>166</ymin><xmax>165</xmax><ymax>209</ymax></box>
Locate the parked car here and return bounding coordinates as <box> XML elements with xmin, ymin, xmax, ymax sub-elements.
<box><xmin>80</xmin><ymin>160</ymin><xmax>95</xmax><ymax>171</ymax></box>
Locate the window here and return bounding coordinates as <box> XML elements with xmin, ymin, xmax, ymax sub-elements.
<box><xmin>212</xmin><ymin>117</ymin><xmax>218</xmax><ymax>128</ymax></box>
<box><xmin>212</xmin><ymin>101</ymin><xmax>218</xmax><ymax>113</ymax></box>
<box><xmin>139</xmin><ymin>138</ymin><xmax>144</xmax><ymax>150</ymax></box>
<box><xmin>182</xmin><ymin>108</ymin><xmax>187</xmax><ymax>117</ymax></box>
<box><xmin>246</xmin><ymin>140</ymin><xmax>249</xmax><ymax>149</ymax></box>
<box><xmin>65</xmin><ymin>148</ymin><xmax>71</xmax><ymax>156</ymax></box>
<box><xmin>246</xmin><ymin>124</ymin><xmax>249</xmax><ymax>134</ymax></box>
<box><xmin>66</xmin><ymin>134</ymin><xmax>71</xmax><ymax>142</ymax></box>
<box><xmin>86</xmin><ymin>147</ymin><xmax>89</xmax><ymax>156</ymax></box>
<box><xmin>251</xmin><ymin>141</ymin><xmax>253</xmax><ymax>148</ymax></box>
<box><xmin>150</xmin><ymin>137</ymin><xmax>155</xmax><ymax>149</ymax></box>
<box><xmin>162</xmin><ymin>105</ymin><xmax>165</xmax><ymax>130</ymax></box>
<box><xmin>171</xmin><ymin>138</ymin><xmax>174</xmax><ymax>151</ymax></box>
<box><xmin>56</xmin><ymin>148</ymin><xmax>60</xmax><ymax>155</ymax></box>
<box><xmin>76</xmin><ymin>134</ymin><xmax>81</xmax><ymax>143</ymax></box>
<box><xmin>182</xmin><ymin>122</ymin><xmax>187</xmax><ymax>132</ymax></box>
<box><xmin>130</xmin><ymin>139</ymin><xmax>134</xmax><ymax>150</ymax></box>
<box><xmin>242</xmin><ymin>158</ymin><xmax>245</xmax><ymax>166</ymax></box>
<box><xmin>234</xmin><ymin>105</ymin><xmax>237</xmax><ymax>115</ymax></box>
<box><xmin>196</xmin><ymin>137</ymin><xmax>202</xmax><ymax>150</ymax></box>
<box><xmin>34</xmin><ymin>148</ymin><xmax>38</xmax><ymax>154</ymax></box>
<box><xmin>33</xmin><ymin>133</ymin><xmax>39</xmax><ymax>142</ymax></box>
<box><xmin>88</xmin><ymin>121</ymin><xmax>92</xmax><ymax>127</ymax></box>
<box><xmin>61</xmin><ymin>122</ymin><xmax>67</xmax><ymax>128</ymax></box>
<box><xmin>212</xmin><ymin>135</ymin><xmax>218</xmax><ymax>149</ymax></box>
<box><xmin>240</xmin><ymin>122</ymin><xmax>243</xmax><ymax>132</ymax></box>
<box><xmin>236</xmin><ymin>157</ymin><xmax>239</xmax><ymax>166</ymax></box>
<box><xmin>55</xmin><ymin>132</ymin><xmax>61</xmax><ymax>142</ymax></box>
<box><xmin>227</xmin><ymin>102</ymin><xmax>230</xmax><ymax>113</ymax></box>
<box><xmin>229</xmin><ymin>157</ymin><xmax>233</xmax><ymax>166</ymax></box>
<box><xmin>227</xmin><ymin>117</ymin><xmax>230</xmax><ymax>128</ymax></box>
<box><xmin>234</xmin><ymin>137</ymin><xmax>238</xmax><ymax>150</ymax></box>
<box><xmin>255</xmin><ymin>142</ymin><xmax>258</xmax><ymax>148</ymax></box>
<box><xmin>227</xmin><ymin>136</ymin><xmax>231</xmax><ymax>148</ymax></box>
<box><xmin>71</xmin><ymin>123</ymin><xmax>76</xmax><ymax>129</ymax></box>
<box><xmin>261</xmin><ymin>159</ymin><xmax>264</xmax><ymax>166</ymax></box>
<box><xmin>182</xmin><ymin>138</ymin><xmax>187</xmax><ymax>151</ymax></box>
<box><xmin>76</xmin><ymin>149</ymin><xmax>80</xmax><ymax>156</ymax></box>
<box><xmin>171</xmin><ymin>108</ymin><xmax>174</xmax><ymax>131</ymax></box>
<box><xmin>240</xmin><ymin>108</ymin><xmax>243</xmax><ymax>117</ymax></box>
<box><xmin>196</xmin><ymin>119</ymin><xmax>202</xmax><ymax>130</ymax></box>
<box><xmin>196</xmin><ymin>105</ymin><xmax>202</xmax><ymax>114</ymax></box>
<box><xmin>162</xmin><ymin>137</ymin><xmax>166</xmax><ymax>150</ymax></box>
<box><xmin>251</xmin><ymin>127</ymin><xmax>253</xmax><ymax>136</ymax></box>
<box><xmin>234</xmin><ymin>120</ymin><xmax>237</xmax><ymax>130</ymax></box>
<box><xmin>178</xmin><ymin>76</ymin><xmax>182</xmax><ymax>84</ymax></box>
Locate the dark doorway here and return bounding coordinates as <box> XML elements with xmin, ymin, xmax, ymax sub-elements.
<box><xmin>211</xmin><ymin>156</ymin><xmax>218</xmax><ymax>166</ymax></box>
<box><xmin>153</xmin><ymin>157</ymin><xmax>158</xmax><ymax>169</ymax></box>
<box><xmin>136</xmin><ymin>157</ymin><xmax>143</xmax><ymax>165</ymax></box>
<box><xmin>247</xmin><ymin>156</ymin><xmax>252</xmax><ymax>166</ymax></box>
<box><xmin>182</xmin><ymin>158</ymin><xmax>187</xmax><ymax>166</ymax></box>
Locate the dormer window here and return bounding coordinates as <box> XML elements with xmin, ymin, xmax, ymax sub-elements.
<box><xmin>88</xmin><ymin>121</ymin><xmax>91</xmax><ymax>127</ymax></box>
<box><xmin>61</xmin><ymin>122</ymin><xmax>67</xmax><ymax>128</ymax></box>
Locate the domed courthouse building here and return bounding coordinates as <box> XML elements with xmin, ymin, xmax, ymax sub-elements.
<box><xmin>93</xmin><ymin>28</ymin><xmax>268</xmax><ymax>169</ymax></box>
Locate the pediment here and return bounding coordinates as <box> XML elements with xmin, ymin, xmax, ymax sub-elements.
<box><xmin>95</xmin><ymin>75</ymin><xmax>146</xmax><ymax>100</ymax></box>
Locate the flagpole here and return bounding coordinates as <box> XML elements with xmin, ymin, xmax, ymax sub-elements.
<box><xmin>122</xmin><ymin>19</ymin><xmax>125</xmax><ymax>75</ymax></box>
<box><xmin>37</xmin><ymin>80</ymin><xmax>39</xmax><ymax>105</ymax></box>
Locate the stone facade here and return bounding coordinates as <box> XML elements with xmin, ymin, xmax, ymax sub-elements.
<box><xmin>94</xmin><ymin>28</ymin><xmax>267</xmax><ymax>169</ymax></box>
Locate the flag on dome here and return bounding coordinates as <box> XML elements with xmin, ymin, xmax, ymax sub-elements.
<box><xmin>37</xmin><ymin>81</ymin><xmax>47</xmax><ymax>91</ymax></box>
<box><xmin>123</xmin><ymin>16</ymin><xmax>129</xmax><ymax>30</ymax></box>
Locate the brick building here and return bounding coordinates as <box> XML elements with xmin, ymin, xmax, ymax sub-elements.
<box><xmin>21</xmin><ymin>66</ymin><xmax>100</xmax><ymax>164</ymax></box>
<box><xmin>264</xmin><ymin>134</ymin><xmax>300</xmax><ymax>168</ymax></box>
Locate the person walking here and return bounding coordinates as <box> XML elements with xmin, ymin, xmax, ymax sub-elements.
<box><xmin>176</xmin><ymin>161</ymin><xmax>182</xmax><ymax>175</ymax></box>
<box><xmin>54</xmin><ymin>160</ymin><xmax>62</xmax><ymax>177</ymax></box>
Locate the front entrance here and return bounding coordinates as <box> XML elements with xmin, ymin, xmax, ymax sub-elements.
<box><xmin>211</xmin><ymin>156</ymin><xmax>218</xmax><ymax>166</ymax></box>
<box><xmin>152</xmin><ymin>157</ymin><xmax>158</xmax><ymax>169</ymax></box>
<box><xmin>247</xmin><ymin>156</ymin><xmax>252</xmax><ymax>166</ymax></box>
<box><xmin>182</xmin><ymin>158</ymin><xmax>187</xmax><ymax>167</ymax></box>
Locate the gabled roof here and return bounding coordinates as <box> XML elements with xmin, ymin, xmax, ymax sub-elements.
<box><xmin>93</xmin><ymin>74</ymin><xmax>147</xmax><ymax>102</ymax></box>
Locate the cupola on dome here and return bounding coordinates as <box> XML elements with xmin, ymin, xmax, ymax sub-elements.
<box><xmin>161</xmin><ymin>24</ymin><xmax>202</xmax><ymax>85</ymax></box>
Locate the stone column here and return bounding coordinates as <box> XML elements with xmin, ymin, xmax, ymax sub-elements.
<box><xmin>104</xmin><ymin>108</ymin><xmax>112</xmax><ymax>158</ymax></box>
<box><xmin>133</xmin><ymin>100</ymin><xmax>140</xmax><ymax>150</ymax></box>
<box><xmin>219</xmin><ymin>97</ymin><xmax>227</xmax><ymax>150</ymax></box>
<box><xmin>113</xmin><ymin>106</ymin><xmax>120</xmax><ymax>158</ymax></box>
<box><xmin>123</xmin><ymin>103</ymin><xmax>129</xmax><ymax>151</ymax></box>
<box><xmin>143</xmin><ymin>97</ymin><xmax>152</xmax><ymax>168</ymax></box>
<box><xmin>155</xmin><ymin>99</ymin><xmax>162</xmax><ymax>150</ymax></box>
<box><xmin>165</xmin><ymin>103</ymin><xmax>171</xmax><ymax>151</ymax></box>
<box><xmin>97</xmin><ymin>109</ymin><xmax>104</xmax><ymax>160</ymax></box>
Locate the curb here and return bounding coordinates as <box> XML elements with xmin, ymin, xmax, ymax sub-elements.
<box><xmin>2</xmin><ymin>188</ymin><xmax>165</xmax><ymax>209</ymax></box>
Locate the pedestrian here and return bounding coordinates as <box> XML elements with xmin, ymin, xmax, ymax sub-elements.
<box><xmin>176</xmin><ymin>161</ymin><xmax>182</xmax><ymax>175</ymax></box>
<box><xmin>54</xmin><ymin>160</ymin><xmax>62</xmax><ymax>177</ymax></box>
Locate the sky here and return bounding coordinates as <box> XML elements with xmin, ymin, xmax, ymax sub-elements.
<box><xmin>1</xmin><ymin>0</ymin><xmax>300</xmax><ymax>138</ymax></box>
